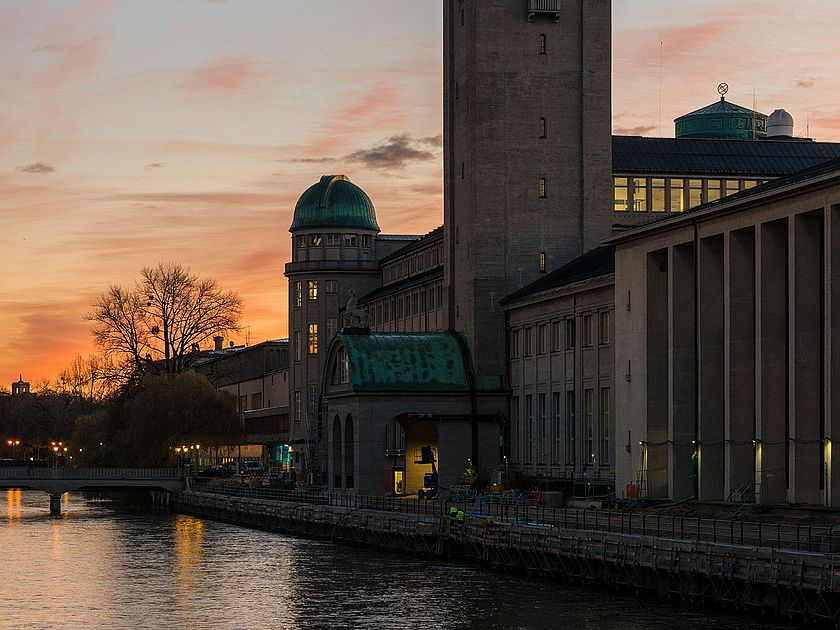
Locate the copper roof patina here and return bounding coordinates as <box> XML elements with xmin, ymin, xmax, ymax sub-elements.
<box><xmin>290</xmin><ymin>174</ymin><xmax>380</xmax><ymax>231</ymax></box>
<box><xmin>337</xmin><ymin>332</ymin><xmax>470</xmax><ymax>392</ymax></box>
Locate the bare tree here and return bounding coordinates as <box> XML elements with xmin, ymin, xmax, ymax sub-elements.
<box><xmin>56</xmin><ymin>354</ymin><xmax>119</xmax><ymax>403</ymax></box>
<box><xmin>86</xmin><ymin>262</ymin><xmax>242</xmax><ymax>378</ymax></box>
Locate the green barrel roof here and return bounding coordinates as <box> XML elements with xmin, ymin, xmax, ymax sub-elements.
<box><xmin>290</xmin><ymin>174</ymin><xmax>380</xmax><ymax>231</ymax></box>
<box><xmin>674</xmin><ymin>97</ymin><xmax>767</xmax><ymax>140</ymax></box>
<box><xmin>337</xmin><ymin>332</ymin><xmax>470</xmax><ymax>392</ymax></box>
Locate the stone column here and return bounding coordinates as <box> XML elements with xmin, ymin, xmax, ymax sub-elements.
<box><xmin>757</xmin><ymin>220</ymin><xmax>788</xmax><ymax>504</ymax></box>
<box><xmin>646</xmin><ymin>250</ymin><xmax>669</xmax><ymax>498</ymax></box>
<box><xmin>790</xmin><ymin>212</ymin><xmax>823</xmax><ymax>504</ymax></box>
<box><xmin>669</xmin><ymin>243</ymin><xmax>695</xmax><ymax>499</ymax></box>
<box><xmin>727</xmin><ymin>229</ymin><xmax>756</xmax><ymax>497</ymax></box>
<box><xmin>698</xmin><ymin>235</ymin><xmax>725</xmax><ymax>501</ymax></box>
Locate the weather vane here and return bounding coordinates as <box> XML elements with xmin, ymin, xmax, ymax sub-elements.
<box><xmin>718</xmin><ymin>82</ymin><xmax>729</xmax><ymax>98</ymax></box>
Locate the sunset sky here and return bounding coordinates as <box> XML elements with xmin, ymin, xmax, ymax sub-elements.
<box><xmin>2</xmin><ymin>0</ymin><xmax>839</xmax><ymax>387</ymax></box>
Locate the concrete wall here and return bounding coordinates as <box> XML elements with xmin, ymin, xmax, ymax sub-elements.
<box><xmin>614</xmin><ymin>177</ymin><xmax>840</xmax><ymax>506</ymax></box>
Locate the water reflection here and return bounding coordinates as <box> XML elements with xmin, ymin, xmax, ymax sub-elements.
<box><xmin>0</xmin><ymin>490</ymin><xmax>799</xmax><ymax>630</ymax></box>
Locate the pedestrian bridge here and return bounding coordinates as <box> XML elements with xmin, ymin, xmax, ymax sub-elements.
<box><xmin>0</xmin><ymin>467</ymin><xmax>187</xmax><ymax>514</ymax></box>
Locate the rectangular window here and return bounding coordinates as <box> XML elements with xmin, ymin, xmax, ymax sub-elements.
<box><xmin>309</xmin><ymin>233</ymin><xmax>322</xmax><ymax>247</ymax></box>
<box><xmin>585</xmin><ymin>389</ymin><xmax>594</xmax><ymax>464</ymax></box>
<box><xmin>525</xmin><ymin>394</ymin><xmax>533</xmax><ymax>465</ymax></box>
<box><xmin>294</xmin><ymin>391</ymin><xmax>301</xmax><ymax>423</ymax></box>
<box><xmin>582</xmin><ymin>315</ymin><xmax>593</xmax><ymax>347</ymax></box>
<box><xmin>538</xmin><ymin>393</ymin><xmax>547</xmax><ymax>465</ymax></box>
<box><xmin>308</xmin><ymin>323</ymin><xmax>318</xmax><ymax>355</ymax></box>
<box><xmin>632</xmin><ymin>177</ymin><xmax>647</xmax><ymax>212</ymax></box>
<box><xmin>239</xmin><ymin>395</ymin><xmax>247</xmax><ymax>412</ymax></box>
<box><xmin>307</xmin><ymin>280</ymin><xmax>318</xmax><ymax>301</ymax></box>
<box><xmin>344</xmin><ymin>234</ymin><xmax>357</xmax><ymax>247</ymax></box>
<box><xmin>294</xmin><ymin>331</ymin><xmax>301</xmax><ymax>361</ymax></box>
<box><xmin>362</xmin><ymin>234</ymin><xmax>372</xmax><ymax>248</ymax></box>
<box><xmin>707</xmin><ymin>179</ymin><xmax>722</xmax><ymax>202</ymax></box>
<box><xmin>539</xmin><ymin>177</ymin><xmax>546</xmax><ymax>198</ymax></box>
<box><xmin>724</xmin><ymin>179</ymin><xmax>740</xmax><ymax>197</ymax></box>
<box><xmin>539</xmin><ymin>251</ymin><xmax>546</xmax><ymax>273</ymax></box>
<box><xmin>565</xmin><ymin>392</ymin><xmax>576</xmax><ymax>465</ymax></box>
<box><xmin>669</xmin><ymin>178</ymin><xmax>685</xmax><ymax>212</ymax></box>
<box><xmin>689</xmin><ymin>179</ymin><xmax>703</xmax><ymax>208</ymax></box>
<box><xmin>251</xmin><ymin>392</ymin><xmax>262</xmax><ymax>410</ymax></box>
<box><xmin>511</xmin><ymin>396</ymin><xmax>520</xmax><ymax>464</ymax></box>
<box><xmin>565</xmin><ymin>318</ymin><xmax>575</xmax><ymax>350</ymax></box>
<box><xmin>743</xmin><ymin>180</ymin><xmax>758</xmax><ymax>190</ymax></box>
<box><xmin>326</xmin><ymin>233</ymin><xmax>341</xmax><ymax>246</ymax></box>
<box><xmin>296</xmin><ymin>235</ymin><xmax>306</xmax><ymax>248</ymax></box>
<box><xmin>524</xmin><ymin>327</ymin><xmax>533</xmax><ymax>356</ymax></box>
<box><xmin>613</xmin><ymin>177</ymin><xmax>629</xmax><ymax>212</ymax></box>
<box><xmin>551</xmin><ymin>321</ymin><xmax>562</xmax><ymax>352</ymax></box>
<box><xmin>537</xmin><ymin>324</ymin><xmax>546</xmax><ymax>354</ymax></box>
<box><xmin>599</xmin><ymin>311</ymin><xmax>610</xmax><ymax>345</ymax></box>
<box><xmin>308</xmin><ymin>384</ymin><xmax>318</xmax><ymax>414</ymax></box>
<box><xmin>326</xmin><ymin>317</ymin><xmax>337</xmax><ymax>341</ymax></box>
<box><xmin>552</xmin><ymin>392</ymin><xmax>562</xmax><ymax>465</ymax></box>
<box><xmin>651</xmin><ymin>178</ymin><xmax>666</xmax><ymax>212</ymax></box>
<box><xmin>511</xmin><ymin>329</ymin><xmax>520</xmax><ymax>358</ymax></box>
<box><xmin>325</xmin><ymin>280</ymin><xmax>337</xmax><ymax>294</ymax></box>
<box><xmin>294</xmin><ymin>281</ymin><xmax>302</xmax><ymax>308</ymax></box>
<box><xmin>599</xmin><ymin>387</ymin><xmax>610</xmax><ymax>465</ymax></box>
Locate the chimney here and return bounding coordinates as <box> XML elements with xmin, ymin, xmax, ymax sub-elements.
<box><xmin>213</xmin><ymin>336</ymin><xmax>224</xmax><ymax>351</ymax></box>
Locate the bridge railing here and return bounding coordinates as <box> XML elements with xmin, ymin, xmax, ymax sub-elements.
<box><xmin>0</xmin><ymin>467</ymin><xmax>184</xmax><ymax>480</ymax></box>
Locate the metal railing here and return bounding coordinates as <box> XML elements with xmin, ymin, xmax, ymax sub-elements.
<box><xmin>188</xmin><ymin>481</ymin><xmax>840</xmax><ymax>554</ymax></box>
<box><xmin>0</xmin><ymin>467</ymin><xmax>184</xmax><ymax>480</ymax></box>
<box><xmin>528</xmin><ymin>0</ymin><xmax>561</xmax><ymax>11</ymax></box>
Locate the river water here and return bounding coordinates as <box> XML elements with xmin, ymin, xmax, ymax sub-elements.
<box><xmin>0</xmin><ymin>490</ymin><xmax>797</xmax><ymax>630</ymax></box>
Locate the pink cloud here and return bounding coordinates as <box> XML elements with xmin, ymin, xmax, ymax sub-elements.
<box><xmin>178</xmin><ymin>57</ymin><xmax>267</xmax><ymax>95</ymax></box>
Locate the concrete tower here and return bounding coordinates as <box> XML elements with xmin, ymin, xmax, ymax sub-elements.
<box><xmin>285</xmin><ymin>175</ymin><xmax>383</xmax><ymax>478</ymax></box>
<box><xmin>444</xmin><ymin>0</ymin><xmax>612</xmax><ymax>377</ymax></box>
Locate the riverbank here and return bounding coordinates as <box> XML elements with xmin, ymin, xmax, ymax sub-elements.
<box><xmin>170</xmin><ymin>489</ymin><xmax>840</xmax><ymax>627</ymax></box>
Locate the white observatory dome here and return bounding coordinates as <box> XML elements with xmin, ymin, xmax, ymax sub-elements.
<box><xmin>767</xmin><ymin>109</ymin><xmax>794</xmax><ymax>137</ymax></box>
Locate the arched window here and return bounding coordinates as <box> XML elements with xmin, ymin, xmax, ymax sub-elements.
<box><xmin>332</xmin><ymin>416</ymin><xmax>342</xmax><ymax>488</ymax></box>
<box><xmin>539</xmin><ymin>177</ymin><xmax>546</xmax><ymax>198</ymax></box>
<box><xmin>539</xmin><ymin>117</ymin><xmax>546</xmax><ymax>139</ymax></box>
<box><xmin>344</xmin><ymin>415</ymin><xmax>355</xmax><ymax>489</ymax></box>
<box><xmin>539</xmin><ymin>34</ymin><xmax>546</xmax><ymax>55</ymax></box>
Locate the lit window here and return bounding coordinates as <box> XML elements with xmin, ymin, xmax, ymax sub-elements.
<box><xmin>614</xmin><ymin>177</ymin><xmax>629</xmax><ymax>212</ymax></box>
<box><xmin>539</xmin><ymin>251</ymin><xmax>546</xmax><ymax>272</ymax></box>
<box><xmin>689</xmin><ymin>179</ymin><xmax>703</xmax><ymax>208</ymax></box>
<box><xmin>633</xmin><ymin>178</ymin><xmax>647</xmax><ymax>212</ymax></box>
<box><xmin>325</xmin><ymin>280</ymin><xmax>337</xmax><ymax>294</ymax></box>
<box><xmin>310</xmin><ymin>233</ymin><xmax>322</xmax><ymax>246</ymax></box>
<box><xmin>651</xmin><ymin>178</ymin><xmax>666</xmax><ymax>212</ymax></box>
<box><xmin>707</xmin><ymin>180</ymin><xmax>722</xmax><ymax>202</ymax></box>
<box><xmin>539</xmin><ymin>117</ymin><xmax>546</xmax><ymax>139</ymax></box>
<box><xmin>669</xmin><ymin>178</ymin><xmax>685</xmax><ymax>212</ymax></box>
<box><xmin>294</xmin><ymin>282</ymin><xmax>302</xmax><ymax>308</ymax></box>
<box><xmin>344</xmin><ymin>234</ymin><xmax>357</xmax><ymax>247</ymax></box>
<box><xmin>308</xmin><ymin>280</ymin><xmax>318</xmax><ymax>301</ymax></box>
<box><xmin>582</xmin><ymin>315</ymin><xmax>593</xmax><ymax>347</ymax></box>
<box><xmin>599</xmin><ymin>311</ymin><xmax>610</xmax><ymax>345</ymax></box>
<box><xmin>724</xmin><ymin>180</ymin><xmax>739</xmax><ymax>197</ymax></box>
<box><xmin>539</xmin><ymin>177</ymin><xmax>546</xmax><ymax>198</ymax></box>
<box><xmin>308</xmin><ymin>323</ymin><xmax>318</xmax><ymax>355</ymax></box>
<box><xmin>539</xmin><ymin>34</ymin><xmax>546</xmax><ymax>55</ymax></box>
<box><xmin>743</xmin><ymin>180</ymin><xmax>758</xmax><ymax>190</ymax></box>
<box><xmin>326</xmin><ymin>233</ymin><xmax>341</xmax><ymax>246</ymax></box>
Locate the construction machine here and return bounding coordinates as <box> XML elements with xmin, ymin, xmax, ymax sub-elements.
<box><xmin>415</xmin><ymin>445</ymin><xmax>439</xmax><ymax>500</ymax></box>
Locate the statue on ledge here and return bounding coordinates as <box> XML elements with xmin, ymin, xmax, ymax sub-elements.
<box><xmin>342</xmin><ymin>289</ymin><xmax>369</xmax><ymax>329</ymax></box>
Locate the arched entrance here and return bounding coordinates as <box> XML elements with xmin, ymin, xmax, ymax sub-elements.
<box><xmin>332</xmin><ymin>415</ymin><xmax>342</xmax><ymax>488</ymax></box>
<box><xmin>385</xmin><ymin>414</ymin><xmax>439</xmax><ymax>496</ymax></box>
<box><xmin>344</xmin><ymin>415</ymin><xmax>354</xmax><ymax>489</ymax></box>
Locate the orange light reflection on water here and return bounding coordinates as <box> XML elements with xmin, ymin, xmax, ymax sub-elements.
<box><xmin>174</xmin><ymin>514</ymin><xmax>206</xmax><ymax>612</ymax></box>
<box><xmin>6</xmin><ymin>488</ymin><xmax>22</xmax><ymax>521</ymax></box>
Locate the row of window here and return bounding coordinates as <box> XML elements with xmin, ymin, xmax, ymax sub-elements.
<box><xmin>293</xmin><ymin>280</ymin><xmax>339</xmax><ymax>307</ymax></box>
<box><xmin>368</xmin><ymin>283</ymin><xmax>444</xmax><ymax>328</ymax></box>
<box><xmin>614</xmin><ymin>176</ymin><xmax>765</xmax><ymax>213</ymax></box>
<box><xmin>296</xmin><ymin>233</ymin><xmax>372</xmax><ymax>249</ymax></box>
<box><xmin>511</xmin><ymin>388</ymin><xmax>611</xmax><ymax>467</ymax></box>
<box><xmin>511</xmin><ymin>312</ymin><xmax>609</xmax><ymax>358</ymax></box>
<box><xmin>383</xmin><ymin>243</ymin><xmax>443</xmax><ymax>285</ymax></box>
<box><xmin>293</xmin><ymin>321</ymin><xmax>337</xmax><ymax>360</ymax></box>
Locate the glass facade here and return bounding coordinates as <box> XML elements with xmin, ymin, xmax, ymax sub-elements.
<box><xmin>615</xmin><ymin>176</ymin><xmax>764</xmax><ymax>215</ymax></box>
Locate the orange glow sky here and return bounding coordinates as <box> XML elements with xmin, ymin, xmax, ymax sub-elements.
<box><xmin>3</xmin><ymin>0</ymin><xmax>840</xmax><ymax>387</ymax></box>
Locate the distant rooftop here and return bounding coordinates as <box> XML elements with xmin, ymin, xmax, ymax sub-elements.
<box><xmin>379</xmin><ymin>226</ymin><xmax>443</xmax><ymax>264</ymax></box>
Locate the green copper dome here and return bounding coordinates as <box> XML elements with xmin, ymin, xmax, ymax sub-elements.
<box><xmin>674</xmin><ymin>97</ymin><xmax>767</xmax><ymax>140</ymax></box>
<box><xmin>290</xmin><ymin>175</ymin><xmax>380</xmax><ymax>231</ymax></box>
